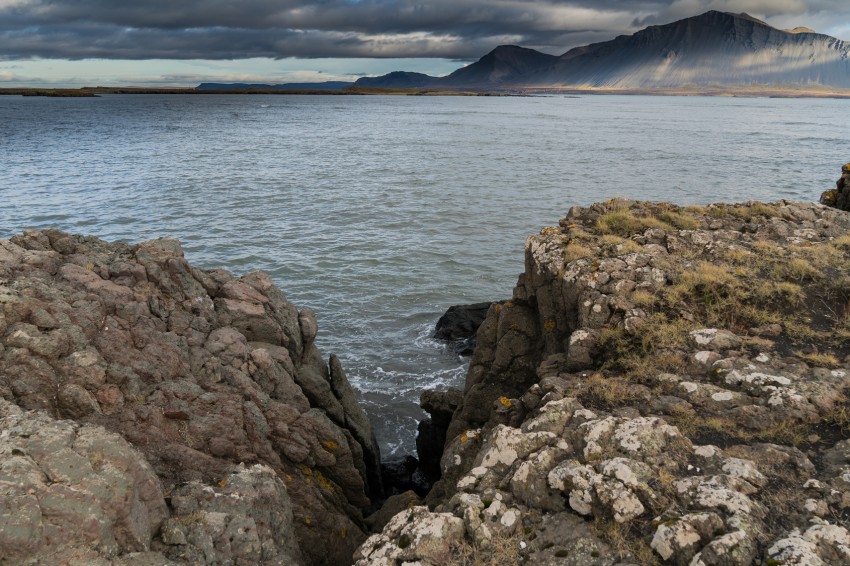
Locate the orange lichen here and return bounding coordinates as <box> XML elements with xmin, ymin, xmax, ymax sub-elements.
<box><xmin>314</xmin><ymin>470</ymin><xmax>335</xmax><ymax>492</ymax></box>
<box><xmin>499</xmin><ymin>396</ymin><xmax>513</xmax><ymax>408</ymax></box>
<box><xmin>459</xmin><ymin>430</ymin><xmax>480</xmax><ymax>443</ymax></box>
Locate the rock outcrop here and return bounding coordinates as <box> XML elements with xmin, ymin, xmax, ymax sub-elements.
<box><xmin>434</xmin><ymin>301</ymin><xmax>504</xmax><ymax>356</ymax></box>
<box><xmin>359</xmin><ymin>199</ymin><xmax>850</xmax><ymax>565</ymax></box>
<box><xmin>821</xmin><ymin>163</ymin><xmax>850</xmax><ymax>212</ymax></box>
<box><xmin>0</xmin><ymin>230</ymin><xmax>381</xmax><ymax>565</ymax></box>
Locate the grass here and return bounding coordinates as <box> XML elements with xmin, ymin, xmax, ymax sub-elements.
<box><xmin>553</xmin><ymin>199</ymin><xmax>850</xmax><ymax>438</ymax></box>
<box><xmin>577</xmin><ymin>373</ymin><xmax>645</xmax><ymax>410</ymax></box>
<box><xmin>794</xmin><ymin>351</ymin><xmax>841</xmax><ymax>368</ymax></box>
<box><xmin>628</xmin><ymin>289</ymin><xmax>656</xmax><ymax>307</ymax></box>
<box><xmin>772</xmin><ymin>257</ymin><xmax>822</xmax><ymax>281</ymax></box>
<box><xmin>658</xmin><ymin>210</ymin><xmax>700</xmax><ymax>230</ymax></box>
<box><xmin>564</xmin><ymin>243</ymin><xmax>594</xmax><ymax>262</ymax></box>
<box><xmin>668</xmin><ymin>411</ymin><xmax>811</xmax><ymax>447</ymax></box>
<box><xmin>595</xmin><ymin>211</ymin><xmax>673</xmax><ymax>237</ymax></box>
<box><xmin>421</xmin><ymin>531</ymin><xmax>523</xmax><ymax>566</ymax></box>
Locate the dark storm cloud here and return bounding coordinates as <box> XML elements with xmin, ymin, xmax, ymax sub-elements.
<box><xmin>0</xmin><ymin>0</ymin><xmax>847</xmax><ymax>60</ymax></box>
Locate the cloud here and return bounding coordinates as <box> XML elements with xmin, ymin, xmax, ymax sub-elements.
<box><xmin>0</xmin><ymin>0</ymin><xmax>847</xmax><ymax>62</ymax></box>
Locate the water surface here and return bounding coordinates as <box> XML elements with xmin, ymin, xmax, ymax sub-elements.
<box><xmin>1</xmin><ymin>93</ymin><xmax>847</xmax><ymax>455</ymax></box>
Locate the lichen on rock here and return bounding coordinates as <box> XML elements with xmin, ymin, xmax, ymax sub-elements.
<box><xmin>361</xmin><ymin>198</ymin><xmax>850</xmax><ymax>565</ymax></box>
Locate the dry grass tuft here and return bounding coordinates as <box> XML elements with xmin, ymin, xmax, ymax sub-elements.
<box><xmin>564</xmin><ymin>243</ymin><xmax>594</xmax><ymax>263</ymax></box>
<box><xmin>794</xmin><ymin>351</ymin><xmax>841</xmax><ymax>368</ymax></box>
<box><xmin>423</xmin><ymin>531</ymin><xmax>524</xmax><ymax>566</ymax></box>
<box><xmin>596</xmin><ymin>211</ymin><xmax>672</xmax><ymax>237</ymax></box>
<box><xmin>658</xmin><ymin>210</ymin><xmax>700</xmax><ymax>230</ymax></box>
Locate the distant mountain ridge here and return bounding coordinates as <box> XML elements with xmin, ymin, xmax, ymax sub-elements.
<box><xmin>197</xmin><ymin>81</ymin><xmax>353</xmax><ymax>91</ymax></box>
<box><xmin>357</xmin><ymin>10</ymin><xmax>850</xmax><ymax>89</ymax></box>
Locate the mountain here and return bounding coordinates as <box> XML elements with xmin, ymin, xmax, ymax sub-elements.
<box><xmin>361</xmin><ymin>11</ymin><xmax>850</xmax><ymax>90</ymax></box>
<box><xmin>439</xmin><ymin>45</ymin><xmax>558</xmax><ymax>86</ymax></box>
<box><xmin>353</xmin><ymin>71</ymin><xmax>438</xmax><ymax>89</ymax></box>
<box><xmin>196</xmin><ymin>81</ymin><xmax>353</xmax><ymax>90</ymax></box>
<box><xmin>527</xmin><ymin>11</ymin><xmax>850</xmax><ymax>88</ymax></box>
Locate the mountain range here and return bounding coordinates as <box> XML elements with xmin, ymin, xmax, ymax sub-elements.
<box><xmin>198</xmin><ymin>11</ymin><xmax>850</xmax><ymax>92</ymax></box>
<box><xmin>360</xmin><ymin>10</ymin><xmax>850</xmax><ymax>90</ymax></box>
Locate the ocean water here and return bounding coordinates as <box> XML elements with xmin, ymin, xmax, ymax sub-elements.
<box><xmin>1</xmin><ymin>93</ymin><xmax>847</xmax><ymax>456</ymax></box>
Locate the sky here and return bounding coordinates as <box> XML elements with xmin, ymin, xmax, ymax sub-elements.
<box><xmin>1</xmin><ymin>0</ymin><xmax>848</xmax><ymax>87</ymax></box>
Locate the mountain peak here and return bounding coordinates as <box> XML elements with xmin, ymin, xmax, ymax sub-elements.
<box><xmin>530</xmin><ymin>9</ymin><xmax>850</xmax><ymax>88</ymax></box>
<box><xmin>724</xmin><ymin>11</ymin><xmax>770</xmax><ymax>26</ymax></box>
<box><xmin>441</xmin><ymin>44</ymin><xmax>557</xmax><ymax>86</ymax></box>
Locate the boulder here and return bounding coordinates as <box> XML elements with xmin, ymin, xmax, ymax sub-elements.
<box><xmin>434</xmin><ymin>301</ymin><xmax>504</xmax><ymax>355</ymax></box>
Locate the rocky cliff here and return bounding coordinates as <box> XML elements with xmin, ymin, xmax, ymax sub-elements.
<box><xmin>357</xmin><ymin>198</ymin><xmax>850</xmax><ymax>565</ymax></box>
<box><xmin>0</xmin><ymin>230</ymin><xmax>382</xmax><ymax>565</ymax></box>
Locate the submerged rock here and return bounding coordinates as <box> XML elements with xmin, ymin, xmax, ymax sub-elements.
<box><xmin>434</xmin><ymin>301</ymin><xmax>505</xmax><ymax>355</ymax></box>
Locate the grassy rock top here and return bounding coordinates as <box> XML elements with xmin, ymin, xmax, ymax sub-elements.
<box><xmin>361</xmin><ymin>200</ymin><xmax>850</xmax><ymax>566</ymax></box>
<box><xmin>547</xmin><ymin>199</ymin><xmax>850</xmax><ymax>376</ymax></box>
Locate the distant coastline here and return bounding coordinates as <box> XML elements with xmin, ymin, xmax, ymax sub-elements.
<box><xmin>3</xmin><ymin>84</ymin><xmax>850</xmax><ymax>98</ymax></box>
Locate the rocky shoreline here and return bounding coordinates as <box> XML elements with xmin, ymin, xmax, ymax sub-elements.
<box><xmin>4</xmin><ymin>165</ymin><xmax>850</xmax><ymax>565</ymax></box>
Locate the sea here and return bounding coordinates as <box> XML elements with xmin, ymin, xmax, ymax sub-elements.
<box><xmin>1</xmin><ymin>93</ymin><xmax>848</xmax><ymax>457</ymax></box>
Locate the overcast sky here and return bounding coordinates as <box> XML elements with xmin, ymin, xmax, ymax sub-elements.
<box><xmin>1</xmin><ymin>0</ymin><xmax>848</xmax><ymax>86</ymax></box>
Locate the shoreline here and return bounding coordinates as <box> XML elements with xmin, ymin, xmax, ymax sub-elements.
<box><xmin>3</xmin><ymin>84</ymin><xmax>850</xmax><ymax>98</ymax></box>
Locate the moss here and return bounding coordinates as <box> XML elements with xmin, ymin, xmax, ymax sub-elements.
<box><xmin>397</xmin><ymin>533</ymin><xmax>411</xmax><ymax>549</ymax></box>
<box><xmin>554</xmin><ymin>549</ymin><xmax>569</xmax><ymax>557</ymax></box>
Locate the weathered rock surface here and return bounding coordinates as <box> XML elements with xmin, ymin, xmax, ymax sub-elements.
<box><xmin>0</xmin><ymin>399</ymin><xmax>168</xmax><ymax>565</ymax></box>
<box><xmin>821</xmin><ymin>163</ymin><xmax>850</xmax><ymax>212</ymax></box>
<box><xmin>0</xmin><ymin>230</ymin><xmax>382</xmax><ymax>565</ymax></box>
<box><xmin>358</xmin><ymin>199</ymin><xmax>850</xmax><ymax>565</ymax></box>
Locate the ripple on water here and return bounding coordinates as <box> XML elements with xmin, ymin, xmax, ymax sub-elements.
<box><xmin>1</xmin><ymin>94</ymin><xmax>847</xmax><ymax>456</ymax></box>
